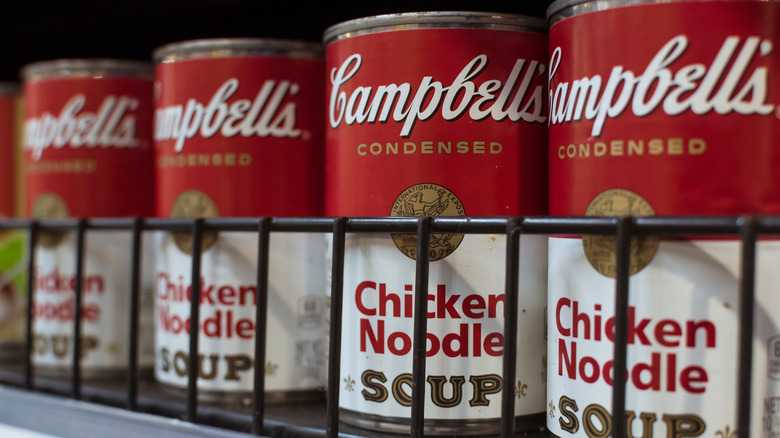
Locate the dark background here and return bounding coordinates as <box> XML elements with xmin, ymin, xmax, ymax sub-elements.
<box><xmin>0</xmin><ymin>0</ymin><xmax>553</xmax><ymax>82</ymax></box>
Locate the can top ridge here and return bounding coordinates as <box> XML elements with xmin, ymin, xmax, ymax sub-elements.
<box><xmin>21</xmin><ymin>59</ymin><xmax>153</xmax><ymax>82</ymax></box>
<box><xmin>548</xmin><ymin>0</ymin><xmax>780</xmax><ymax>23</ymax></box>
<box><xmin>324</xmin><ymin>10</ymin><xmax>546</xmax><ymax>44</ymax></box>
<box><xmin>153</xmin><ymin>38</ymin><xmax>323</xmax><ymax>64</ymax></box>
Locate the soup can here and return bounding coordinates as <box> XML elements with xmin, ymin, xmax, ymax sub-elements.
<box><xmin>324</xmin><ymin>11</ymin><xmax>548</xmax><ymax>435</ymax></box>
<box><xmin>22</xmin><ymin>59</ymin><xmax>156</xmax><ymax>377</ymax></box>
<box><xmin>546</xmin><ymin>1</ymin><xmax>780</xmax><ymax>437</ymax></box>
<box><xmin>152</xmin><ymin>38</ymin><xmax>327</xmax><ymax>403</ymax></box>
<box><xmin>0</xmin><ymin>83</ymin><xmax>26</xmax><ymax>363</ymax></box>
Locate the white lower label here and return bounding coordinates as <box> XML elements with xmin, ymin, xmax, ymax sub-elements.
<box><xmin>154</xmin><ymin>231</ymin><xmax>328</xmax><ymax>393</ymax></box>
<box><xmin>33</xmin><ymin>231</ymin><xmax>155</xmax><ymax>370</ymax></box>
<box><xmin>338</xmin><ymin>233</ymin><xmax>547</xmax><ymax>420</ymax></box>
<box><xmin>547</xmin><ymin>237</ymin><xmax>780</xmax><ymax>438</ymax></box>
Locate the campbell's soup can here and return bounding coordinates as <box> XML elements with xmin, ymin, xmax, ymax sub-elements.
<box><xmin>152</xmin><ymin>38</ymin><xmax>327</xmax><ymax>402</ymax></box>
<box><xmin>0</xmin><ymin>83</ymin><xmax>27</xmax><ymax>362</ymax></box>
<box><xmin>21</xmin><ymin>59</ymin><xmax>156</xmax><ymax>376</ymax></box>
<box><xmin>325</xmin><ymin>11</ymin><xmax>548</xmax><ymax>435</ymax></box>
<box><xmin>547</xmin><ymin>1</ymin><xmax>780</xmax><ymax>437</ymax></box>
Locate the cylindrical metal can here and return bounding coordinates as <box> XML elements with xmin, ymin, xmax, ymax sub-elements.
<box><xmin>324</xmin><ymin>11</ymin><xmax>548</xmax><ymax>435</ymax></box>
<box><xmin>152</xmin><ymin>38</ymin><xmax>327</xmax><ymax>403</ymax></box>
<box><xmin>0</xmin><ymin>83</ymin><xmax>26</xmax><ymax>363</ymax></box>
<box><xmin>21</xmin><ymin>59</ymin><xmax>156</xmax><ymax>377</ymax></box>
<box><xmin>547</xmin><ymin>1</ymin><xmax>780</xmax><ymax>437</ymax></box>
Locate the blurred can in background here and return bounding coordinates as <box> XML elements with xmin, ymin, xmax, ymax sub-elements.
<box><xmin>22</xmin><ymin>59</ymin><xmax>156</xmax><ymax>377</ymax></box>
<box><xmin>153</xmin><ymin>38</ymin><xmax>327</xmax><ymax>403</ymax></box>
<box><xmin>0</xmin><ymin>83</ymin><xmax>26</xmax><ymax>363</ymax></box>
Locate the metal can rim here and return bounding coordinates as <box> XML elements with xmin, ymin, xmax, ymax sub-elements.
<box><xmin>323</xmin><ymin>10</ymin><xmax>547</xmax><ymax>44</ymax></box>
<box><xmin>0</xmin><ymin>82</ymin><xmax>20</xmax><ymax>95</ymax></box>
<box><xmin>548</xmin><ymin>0</ymin><xmax>780</xmax><ymax>23</ymax></box>
<box><xmin>21</xmin><ymin>58</ymin><xmax>153</xmax><ymax>82</ymax></box>
<box><xmin>152</xmin><ymin>38</ymin><xmax>323</xmax><ymax>64</ymax></box>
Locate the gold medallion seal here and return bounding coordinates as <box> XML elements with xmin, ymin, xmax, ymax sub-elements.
<box><xmin>171</xmin><ymin>190</ymin><xmax>219</xmax><ymax>255</ymax></box>
<box><xmin>32</xmin><ymin>192</ymin><xmax>69</xmax><ymax>248</ymax></box>
<box><xmin>583</xmin><ymin>189</ymin><xmax>658</xmax><ymax>278</ymax></box>
<box><xmin>390</xmin><ymin>183</ymin><xmax>465</xmax><ymax>261</ymax></box>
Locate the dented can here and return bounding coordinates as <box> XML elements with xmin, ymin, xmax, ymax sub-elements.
<box><xmin>546</xmin><ymin>1</ymin><xmax>780</xmax><ymax>437</ymax></box>
<box><xmin>21</xmin><ymin>59</ymin><xmax>156</xmax><ymax>376</ymax></box>
<box><xmin>152</xmin><ymin>38</ymin><xmax>327</xmax><ymax>403</ymax></box>
<box><xmin>324</xmin><ymin>11</ymin><xmax>548</xmax><ymax>435</ymax></box>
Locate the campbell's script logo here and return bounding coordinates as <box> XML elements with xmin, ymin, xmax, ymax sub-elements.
<box><xmin>154</xmin><ymin>78</ymin><xmax>303</xmax><ymax>152</ymax></box>
<box><xmin>329</xmin><ymin>54</ymin><xmax>547</xmax><ymax>137</ymax></box>
<box><xmin>549</xmin><ymin>35</ymin><xmax>776</xmax><ymax>136</ymax></box>
<box><xmin>24</xmin><ymin>95</ymin><xmax>141</xmax><ymax>161</ymax></box>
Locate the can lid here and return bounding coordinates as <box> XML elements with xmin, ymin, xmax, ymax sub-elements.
<box><xmin>0</xmin><ymin>82</ymin><xmax>20</xmax><ymax>95</ymax></box>
<box><xmin>153</xmin><ymin>38</ymin><xmax>323</xmax><ymax>64</ymax></box>
<box><xmin>21</xmin><ymin>59</ymin><xmax>153</xmax><ymax>82</ymax></box>
<box><xmin>547</xmin><ymin>0</ymin><xmax>780</xmax><ymax>23</ymax></box>
<box><xmin>323</xmin><ymin>11</ymin><xmax>547</xmax><ymax>44</ymax></box>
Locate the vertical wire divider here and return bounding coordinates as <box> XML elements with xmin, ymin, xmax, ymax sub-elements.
<box><xmin>326</xmin><ymin>217</ymin><xmax>347</xmax><ymax>438</ymax></box>
<box><xmin>24</xmin><ymin>220</ymin><xmax>38</xmax><ymax>390</ymax></box>
<box><xmin>500</xmin><ymin>217</ymin><xmax>522</xmax><ymax>438</ymax></box>
<box><xmin>411</xmin><ymin>216</ymin><xmax>432</xmax><ymax>438</ymax></box>
<box><xmin>187</xmin><ymin>218</ymin><xmax>204</xmax><ymax>422</ymax></box>
<box><xmin>611</xmin><ymin>216</ymin><xmax>632</xmax><ymax>438</ymax></box>
<box><xmin>127</xmin><ymin>217</ymin><xmax>143</xmax><ymax>411</ymax></box>
<box><xmin>71</xmin><ymin>219</ymin><xmax>87</xmax><ymax>400</ymax></box>
<box><xmin>252</xmin><ymin>217</ymin><xmax>272</xmax><ymax>435</ymax></box>
<box><xmin>737</xmin><ymin>215</ymin><xmax>758</xmax><ymax>437</ymax></box>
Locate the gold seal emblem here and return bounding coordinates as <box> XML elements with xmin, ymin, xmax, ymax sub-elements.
<box><xmin>170</xmin><ymin>190</ymin><xmax>219</xmax><ymax>255</ymax></box>
<box><xmin>32</xmin><ymin>192</ymin><xmax>69</xmax><ymax>248</ymax></box>
<box><xmin>390</xmin><ymin>183</ymin><xmax>465</xmax><ymax>261</ymax></box>
<box><xmin>583</xmin><ymin>189</ymin><xmax>658</xmax><ymax>278</ymax></box>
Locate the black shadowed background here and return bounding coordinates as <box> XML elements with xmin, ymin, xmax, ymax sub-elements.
<box><xmin>0</xmin><ymin>0</ymin><xmax>553</xmax><ymax>82</ymax></box>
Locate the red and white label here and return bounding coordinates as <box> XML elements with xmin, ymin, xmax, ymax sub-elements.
<box><xmin>24</xmin><ymin>74</ymin><xmax>155</xmax><ymax>371</ymax></box>
<box><xmin>153</xmin><ymin>53</ymin><xmax>327</xmax><ymax>393</ymax></box>
<box><xmin>547</xmin><ymin>3</ymin><xmax>780</xmax><ymax>437</ymax></box>
<box><xmin>24</xmin><ymin>77</ymin><xmax>154</xmax><ymax>217</ymax></box>
<box><xmin>154</xmin><ymin>56</ymin><xmax>324</xmax><ymax>218</ymax></box>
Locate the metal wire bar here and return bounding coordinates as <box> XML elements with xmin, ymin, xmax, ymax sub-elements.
<box><xmin>500</xmin><ymin>218</ymin><xmax>521</xmax><ymax>438</ymax></box>
<box><xmin>127</xmin><ymin>218</ymin><xmax>143</xmax><ymax>411</ymax></box>
<box><xmin>326</xmin><ymin>217</ymin><xmax>346</xmax><ymax>438</ymax></box>
<box><xmin>252</xmin><ymin>218</ymin><xmax>271</xmax><ymax>435</ymax></box>
<box><xmin>187</xmin><ymin>218</ymin><xmax>204</xmax><ymax>422</ymax></box>
<box><xmin>24</xmin><ymin>221</ymin><xmax>38</xmax><ymax>390</ymax></box>
<box><xmin>611</xmin><ymin>217</ymin><xmax>632</xmax><ymax>438</ymax></box>
<box><xmin>71</xmin><ymin>219</ymin><xmax>86</xmax><ymax>400</ymax></box>
<box><xmin>737</xmin><ymin>216</ymin><xmax>758</xmax><ymax>437</ymax></box>
<box><xmin>411</xmin><ymin>216</ymin><xmax>432</xmax><ymax>438</ymax></box>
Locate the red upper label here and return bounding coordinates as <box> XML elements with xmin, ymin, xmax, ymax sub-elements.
<box><xmin>24</xmin><ymin>77</ymin><xmax>154</xmax><ymax>217</ymax></box>
<box><xmin>154</xmin><ymin>56</ymin><xmax>325</xmax><ymax>218</ymax></box>
<box><xmin>0</xmin><ymin>95</ymin><xmax>16</xmax><ymax>217</ymax></box>
<box><xmin>325</xmin><ymin>28</ymin><xmax>548</xmax><ymax>217</ymax></box>
<box><xmin>549</xmin><ymin>2</ymin><xmax>780</xmax><ymax>216</ymax></box>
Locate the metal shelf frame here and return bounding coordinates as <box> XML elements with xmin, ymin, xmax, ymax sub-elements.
<box><xmin>0</xmin><ymin>215</ymin><xmax>766</xmax><ymax>437</ymax></box>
